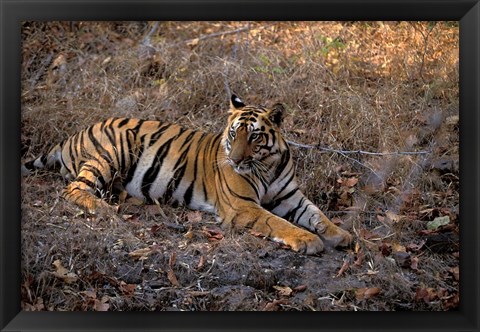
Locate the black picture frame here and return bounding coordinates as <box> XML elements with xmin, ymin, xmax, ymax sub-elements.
<box><xmin>1</xmin><ymin>0</ymin><xmax>478</xmax><ymax>331</ymax></box>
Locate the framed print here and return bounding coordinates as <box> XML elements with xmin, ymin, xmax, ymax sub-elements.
<box><xmin>1</xmin><ymin>0</ymin><xmax>478</xmax><ymax>331</ymax></box>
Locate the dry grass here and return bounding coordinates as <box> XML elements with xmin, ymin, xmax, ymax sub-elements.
<box><xmin>21</xmin><ymin>21</ymin><xmax>459</xmax><ymax>311</ymax></box>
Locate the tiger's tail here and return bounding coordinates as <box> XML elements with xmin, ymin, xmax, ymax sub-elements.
<box><xmin>21</xmin><ymin>143</ymin><xmax>63</xmax><ymax>175</ymax></box>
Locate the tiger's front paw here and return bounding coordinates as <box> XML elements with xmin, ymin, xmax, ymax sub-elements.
<box><xmin>279</xmin><ymin>230</ymin><xmax>324</xmax><ymax>255</ymax></box>
<box><xmin>317</xmin><ymin>223</ymin><xmax>353</xmax><ymax>248</ymax></box>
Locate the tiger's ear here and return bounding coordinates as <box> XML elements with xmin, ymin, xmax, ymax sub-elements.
<box><xmin>269</xmin><ymin>103</ymin><xmax>285</xmax><ymax>127</ymax></box>
<box><xmin>230</xmin><ymin>94</ymin><xmax>245</xmax><ymax>110</ymax></box>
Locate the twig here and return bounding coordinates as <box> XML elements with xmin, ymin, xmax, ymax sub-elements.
<box><xmin>409</xmin><ymin>22</ymin><xmax>436</xmax><ymax>83</ymax></box>
<box><xmin>179</xmin><ymin>22</ymin><xmax>276</xmax><ymax>47</ymax></box>
<box><xmin>287</xmin><ymin>140</ymin><xmax>430</xmax><ymax>181</ymax></box>
<box><xmin>45</xmin><ymin>223</ymin><xmax>66</xmax><ymax>230</ymax></box>
<box><xmin>287</xmin><ymin>140</ymin><xmax>430</xmax><ymax>156</ymax></box>
<box><xmin>29</xmin><ymin>52</ymin><xmax>53</xmax><ymax>92</ymax></box>
<box><xmin>137</xmin><ymin>22</ymin><xmax>160</xmax><ymax>60</ymax></box>
<box><xmin>336</xmin><ymin>150</ymin><xmax>382</xmax><ymax>180</ymax></box>
<box><xmin>142</xmin><ymin>22</ymin><xmax>159</xmax><ymax>46</ymax></box>
<box><xmin>245</xmin><ymin>22</ymin><xmax>251</xmax><ymax>54</ymax></box>
<box><xmin>181</xmin><ymin>26</ymin><xmax>252</xmax><ymax>46</ymax></box>
<box><xmin>325</xmin><ymin>210</ymin><xmax>379</xmax><ymax>215</ymax></box>
<box><xmin>288</xmin><ymin>139</ymin><xmax>382</xmax><ymax>178</ymax></box>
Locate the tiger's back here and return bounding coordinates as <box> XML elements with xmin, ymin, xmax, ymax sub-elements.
<box><xmin>120</xmin><ymin>118</ymin><xmax>221</xmax><ymax>212</ymax></box>
<box><xmin>23</xmin><ymin>117</ymin><xmax>223</xmax><ymax>213</ymax></box>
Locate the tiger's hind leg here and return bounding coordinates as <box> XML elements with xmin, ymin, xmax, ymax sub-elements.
<box><xmin>61</xmin><ymin>161</ymin><xmax>116</xmax><ymax>217</ymax></box>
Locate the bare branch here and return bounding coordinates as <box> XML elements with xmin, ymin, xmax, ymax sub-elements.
<box><xmin>335</xmin><ymin>150</ymin><xmax>382</xmax><ymax>180</ymax></box>
<box><xmin>142</xmin><ymin>22</ymin><xmax>160</xmax><ymax>46</ymax></box>
<box><xmin>287</xmin><ymin>139</ymin><xmax>431</xmax><ymax>180</ymax></box>
<box><xmin>287</xmin><ymin>140</ymin><xmax>430</xmax><ymax>156</ymax></box>
<box><xmin>179</xmin><ymin>23</ymin><xmax>277</xmax><ymax>47</ymax></box>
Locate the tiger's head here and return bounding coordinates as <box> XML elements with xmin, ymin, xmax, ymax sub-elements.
<box><xmin>222</xmin><ymin>94</ymin><xmax>288</xmax><ymax>175</ymax></box>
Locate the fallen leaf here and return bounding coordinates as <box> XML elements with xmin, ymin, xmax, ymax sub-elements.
<box><xmin>364</xmin><ymin>287</ymin><xmax>381</xmax><ymax>298</ymax></box>
<box><xmin>406</xmin><ymin>240</ymin><xmax>426</xmax><ymax>252</ymax></box>
<box><xmin>167</xmin><ymin>269</ymin><xmax>180</xmax><ymax>287</ymax></box>
<box><xmin>359</xmin><ymin>228</ymin><xmax>381</xmax><ymax>240</ymax></box>
<box><xmin>353</xmin><ymin>249</ymin><xmax>365</xmax><ymax>268</ymax></box>
<box><xmin>273</xmin><ymin>285</ymin><xmax>293</xmax><ymax>297</ymax></box>
<box><xmin>32</xmin><ymin>200</ymin><xmax>43</xmax><ymax>207</ymax></box>
<box><xmin>187</xmin><ymin>38</ymin><xmax>200</xmax><ymax>47</ymax></box>
<box><xmin>196</xmin><ymin>255</ymin><xmax>206</xmax><ymax>271</ymax></box>
<box><xmin>445</xmin><ymin>115</ymin><xmax>459</xmax><ymax>126</ymax></box>
<box><xmin>168</xmin><ymin>251</ymin><xmax>177</xmax><ymax>268</ymax></box>
<box><xmin>363</xmin><ymin>183</ymin><xmax>384</xmax><ymax>195</ymax></box>
<box><xmin>119</xmin><ymin>282</ymin><xmax>136</xmax><ymax>296</ymax></box>
<box><xmin>263</xmin><ymin>299</ymin><xmax>289</xmax><ymax>311</ymax></box>
<box><xmin>128</xmin><ymin>247</ymin><xmax>153</xmax><ymax>260</ymax></box>
<box><xmin>442</xmin><ymin>292</ymin><xmax>460</xmax><ymax>310</ymax></box>
<box><xmin>379</xmin><ymin>242</ymin><xmax>392</xmax><ymax>256</ymax></box>
<box><xmin>336</xmin><ymin>258</ymin><xmax>350</xmax><ymax>277</ymax></box>
<box><xmin>122</xmin><ymin>214</ymin><xmax>140</xmax><ymax>223</ymax></box>
<box><xmin>426</xmin><ymin>216</ymin><xmax>450</xmax><ymax>230</ymax></box>
<box><xmin>93</xmin><ymin>296</ymin><xmax>110</xmax><ymax>311</ymax></box>
<box><xmin>187</xmin><ymin>210</ymin><xmax>203</xmax><ymax>223</ymax></box>
<box><xmin>23</xmin><ymin>298</ymin><xmax>45</xmax><ymax>311</ymax></box>
<box><xmin>51</xmin><ymin>260</ymin><xmax>78</xmax><ymax>284</ymax></box>
<box><xmin>145</xmin><ymin>204</ymin><xmax>166</xmax><ymax>217</ymax></box>
<box><xmin>356</xmin><ymin>287</ymin><xmax>381</xmax><ymax>300</ymax></box>
<box><xmin>52</xmin><ymin>54</ymin><xmax>67</xmax><ymax>68</ymax></box>
<box><xmin>391</xmin><ymin>242</ymin><xmax>407</xmax><ymax>253</ymax></box>
<box><xmin>419</xmin><ymin>207</ymin><xmax>435</xmax><ymax>219</ymax></box>
<box><xmin>344</xmin><ymin>177</ymin><xmax>359</xmax><ymax>187</ymax></box>
<box><xmin>150</xmin><ymin>224</ymin><xmax>162</xmax><ymax>236</ymax></box>
<box><xmin>393</xmin><ymin>251</ymin><xmax>411</xmax><ymax>268</ymax></box>
<box><xmin>167</xmin><ymin>252</ymin><xmax>180</xmax><ymax>287</ymax></box>
<box><xmin>449</xmin><ymin>266</ymin><xmax>459</xmax><ymax>281</ymax></box>
<box><xmin>410</xmin><ymin>256</ymin><xmax>419</xmax><ymax>270</ymax></box>
<box><xmin>354</xmin><ymin>241</ymin><xmax>361</xmax><ymax>254</ymax></box>
<box><xmin>183</xmin><ymin>229</ymin><xmax>195</xmax><ymax>240</ymax></box>
<box><xmin>202</xmin><ymin>226</ymin><xmax>224</xmax><ymax>241</ymax></box>
<box><xmin>385</xmin><ymin>210</ymin><xmax>403</xmax><ymax>223</ymax></box>
<box><xmin>293</xmin><ymin>129</ymin><xmax>307</xmax><ymax>135</ymax></box>
<box><xmin>293</xmin><ymin>284</ymin><xmax>307</xmax><ymax>292</ymax></box>
<box><xmin>81</xmin><ymin>290</ymin><xmax>97</xmax><ymax>299</ymax></box>
<box><xmin>415</xmin><ymin>287</ymin><xmax>437</xmax><ymax>303</ymax></box>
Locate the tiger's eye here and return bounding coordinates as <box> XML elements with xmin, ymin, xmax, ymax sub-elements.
<box><xmin>230</xmin><ymin>130</ymin><xmax>236</xmax><ymax>138</ymax></box>
<box><xmin>250</xmin><ymin>133</ymin><xmax>258</xmax><ymax>140</ymax></box>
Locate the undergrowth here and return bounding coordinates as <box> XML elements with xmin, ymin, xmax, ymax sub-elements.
<box><xmin>21</xmin><ymin>21</ymin><xmax>459</xmax><ymax>311</ymax></box>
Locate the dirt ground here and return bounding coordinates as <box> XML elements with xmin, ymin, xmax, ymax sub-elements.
<box><xmin>21</xmin><ymin>21</ymin><xmax>459</xmax><ymax>311</ymax></box>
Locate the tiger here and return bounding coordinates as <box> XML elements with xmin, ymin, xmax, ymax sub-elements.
<box><xmin>22</xmin><ymin>94</ymin><xmax>352</xmax><ymax>255</ymax></box>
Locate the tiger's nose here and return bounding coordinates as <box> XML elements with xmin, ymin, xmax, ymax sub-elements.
<box><xmin>230</xmin><ymin>156</ymin><xmax>243</xmax><ymax>164</ymax></box>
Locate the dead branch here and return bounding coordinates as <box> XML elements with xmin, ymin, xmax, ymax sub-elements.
<box><xmin>287</xmin><ymin>140</ymin><xmax>430</xmax><ymax>156</ymax></box>
<box><xmin>287</xmin><ymin>140</ymin><xmax>430</xmax><ymax>180</ymax></box>
<box><xmin>142</xmin><ymin>22</ymin><xmax>160</xmax><ymax>46</ymax></box>
<box><xmin>180</xmin><ymin>22</ymin><xmax>276</xmax><ymax>47</ymax></box>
